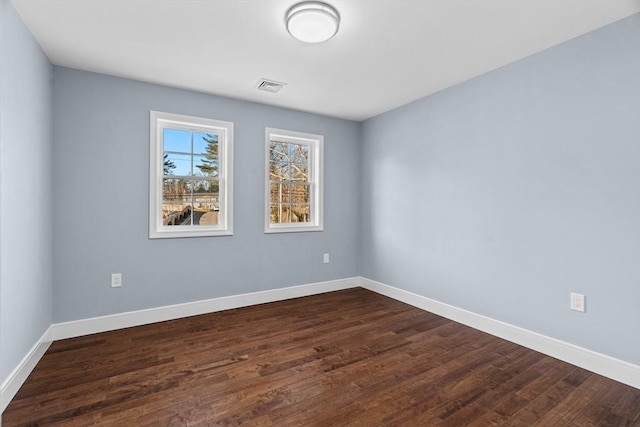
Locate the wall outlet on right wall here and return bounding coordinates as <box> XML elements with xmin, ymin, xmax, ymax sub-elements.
<box><xmin>111</xmin><ymin>273</ymin><xmax>122</xmax><ymax>288</ymax></box>
<box><xmin>570</xmin><ymin>293</ymin><xmax>585</xmax><ymax>312</ymax></box>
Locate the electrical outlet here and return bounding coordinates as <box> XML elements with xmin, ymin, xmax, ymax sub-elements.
<box><xmin>323</xmin><ymin>253</ymin><xmax>330</xmax><ymax>264</ymax></box>
<box><xmin>570</xmin><ymin>293</ymin><xmax>585</xmax><ymax>312</ymax></box>
<box><xmin>111</xmin><ymin>273</ymin><xmax>122</xmax><ymax>288</ymax></box>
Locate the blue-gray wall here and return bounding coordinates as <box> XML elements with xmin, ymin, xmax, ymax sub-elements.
<box><xmin>52</xmin><ymin>68</ymin><xmax>361</xmax><ymax>322</ymax></box>
<box><xmin>0</xmin><ymin>0</ymin><xmax>53</xmax><ymax>385</ymax></box>
<box><xmin>361</xmin><ymin>14</ymin><xmax>640</xmax><ymax>365</ymax></box>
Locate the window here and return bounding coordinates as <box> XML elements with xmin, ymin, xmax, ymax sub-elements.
<box><xmin>149</xmin><ymin>111</ymin><xmax>233</xmax><ymax>238</ymax></box>
<box><xmin>265</xmin><ymin>127</ymin><xmax>323</xmax><ymax>233</ymax></box>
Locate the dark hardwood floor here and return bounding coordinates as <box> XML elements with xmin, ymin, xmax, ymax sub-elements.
<box><xmin>4</xmin><ymin>288</ymin><xmax>640</xmax><ymax>426</ymax></box>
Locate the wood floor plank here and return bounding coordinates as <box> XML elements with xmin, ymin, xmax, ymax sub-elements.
<box><xmin>606</xmin><ymin>388</ymin><xmax>640</xmax><ymax>426</ymax></box>
<box><xmin>467</xmin><ymin>357</ymin><xmax>578</xmax><ymax>426</ymax></box>
<box><xmin>3</xmin><ymin>288</ymin><xmax>639</xmax><ymax>426</ymax></box>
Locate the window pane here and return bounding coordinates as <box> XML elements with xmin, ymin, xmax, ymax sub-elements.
<box><xmin>269</xmin><ymin>205</ymin><xmax>278</xmax><ymax>223</ymax></box>
<box><xmin>269</xmin><ymin>161</ymin><xmax>290</xmax><ymax>181</ymax></box>
<box><xmin>290</xmin><ymin>184</ymin><xmax>310</xmax><ymax>204</ymax></box>
<box><xmin>194</xmin><ymin>132</ymin><xmax>218</xmax><ymax>156</ymax></box>
<box><xmin>291</xmin><ymin>205</ymin><xmax>310</xmax><ymax>223</ymax></box>
<box><xmin>290</xmin><ymin>143</ymin><xmax>309</xmax><ymax>164</ymax></box>
<box><xmin>192</xmin><ymin>179</ymin><xmax>219</xmax><ymax>194</ymax></box>
<box><xmin>270</xmin><ymin>142</ymin><xmax>289</xmax><ymax>162</ymax></box>
<box><xmin>194</xmin><ymin>155</ymin><xmax>218</xmax><ymax>177</ymax></box>
<box><xmin>162</xmin><ymin>178</ymin><xmax>192</xmax><ymax>226</ymax></box>
<box><xmin>163</xmin><ymin>128</ymin><xmax>191</xmax><ymax>153</ymax></box>
<box><xmin>163</xmin><ymin>152</ymin><xmax>191</xmax><ymax>176</ymax></box>
<box><xmin>192</xmin><ymin>180</ymin><xmax>219</xmax><ymax>225</ymax></box>
<box><xmin>195</xmin><ymin>209</ymin><xmax>219</xmax><ymax>225</ymax></box>
<box><xmin>290</xmin><ymin>163</ymin><xmax>308</xmax><ymax>182</ymax></box>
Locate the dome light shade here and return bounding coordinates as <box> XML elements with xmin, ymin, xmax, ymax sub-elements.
<box><xmin>286</xmin><ymin>1</ymin><xmax>340</xmax><ymax>43</ymax></box>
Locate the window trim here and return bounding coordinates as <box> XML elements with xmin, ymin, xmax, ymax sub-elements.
<box><xmin>265</xmin><ymin>127</ymin><xmax>324</xmax><ymax>233</ymax></box>
<box><xmin>149</xmin><ymin>110</ymin><xmax>233</xmax><ymax>239</ymax></box>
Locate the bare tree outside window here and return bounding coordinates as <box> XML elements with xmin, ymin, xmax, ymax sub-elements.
<box><xmin>265</xmin><ymin>128</ymin><xmax>323</xmax><ymax>233</ymax></box>
<box><xmin>269</xmin><ymin>141</ymin><xmax>311</xmax><ymax>224</ymax></box>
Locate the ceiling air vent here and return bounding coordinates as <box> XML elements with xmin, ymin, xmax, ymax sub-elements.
<box><xmin>256</xmin><ymin>78</ymin><xmax>287</xmax><ymax>93</ymax></box>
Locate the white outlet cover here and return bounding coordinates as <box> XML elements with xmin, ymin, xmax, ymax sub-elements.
<box><xmin>570</xmin><ymin>292</ymin><xmax>585</xmax><ymax>312</ymax></box>
<box><xmin>111</xmin><ymin>273</ymin><xmax>122</xmax><ymax>288</ymax></box>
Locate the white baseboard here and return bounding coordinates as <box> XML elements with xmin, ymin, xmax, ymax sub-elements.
<box><xmin>359</xmin><ymin>277</ymin><xmax>640</xmax><ymax>389</ymax></box>
<box><xmin>50</xmin><ymin>277</ymin><xmax>359</xmax><ymax>341</ymax></box>
<box><xmin>1</xmin><ymin>326</ymin><xmax>53</xmax><ymax>413</ymax></box>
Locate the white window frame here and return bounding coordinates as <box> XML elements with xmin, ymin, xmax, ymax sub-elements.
<box><xmin>265</xmin><ymin>127</ymin><xmax>323</xmax><ymax>233</ymax></box>
<box><xmin>149</xmin><ymin>111</ymin><xmax>233</xmax><ymax>239</ymax></box>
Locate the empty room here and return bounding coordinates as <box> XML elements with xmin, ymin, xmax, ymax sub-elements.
<box><xmin>1</xmin><ymin>0</ymin><xmax>639</xmax><ymax>425</ymax></box>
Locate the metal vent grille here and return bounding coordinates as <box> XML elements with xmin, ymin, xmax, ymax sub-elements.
<box><xmin>256</xmin><ymin>78</ymin><xmax>286</xmax><ymax>93</ymax></box>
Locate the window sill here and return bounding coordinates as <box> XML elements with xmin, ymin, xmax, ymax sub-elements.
<box><xmin>264</xmin><ymin>224</ymin><xmax>323</xmax><ymax>234</ymax></box>
<box><xmin>150</xmin><ymin>228</ymin><xmax>233</xmax><ymax>239</ymax></box>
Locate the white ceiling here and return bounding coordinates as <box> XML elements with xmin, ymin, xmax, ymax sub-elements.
<box><xmin>12</xmin><ymin>0</ymin><xmax>640</xmax><ymax>121</ymax></box>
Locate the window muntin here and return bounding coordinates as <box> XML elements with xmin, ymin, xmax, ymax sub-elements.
<box><xmin>265</xmin><ymin>128</ymin><xmax>323</xmax><ymax>233</ymax></box>
<box><xmin>150</xmin><ymin>111</ymin><xmax>233</xmax><ymax>238</ymax></box>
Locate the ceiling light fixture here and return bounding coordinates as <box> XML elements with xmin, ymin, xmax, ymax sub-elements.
<box><xmin>286</xmin><ymin>1</ymin><xmax>340</xmax><ymax>43</ymax></box>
